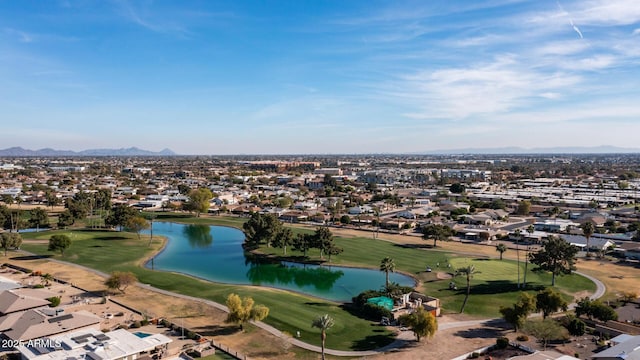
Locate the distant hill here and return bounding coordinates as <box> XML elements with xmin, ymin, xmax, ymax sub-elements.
<box><xmin>421</xmin><ymin>145</ymin><xmax>640</xmax><ymax>155</ymax></box>
<box><xmin>0</xmin><ymin>147</ymin><xmax>176</xmax><ymax>157</ymax></box>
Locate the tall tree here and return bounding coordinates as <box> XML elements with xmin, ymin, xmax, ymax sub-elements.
<box><xmin>57</xmin><ymin>209</ymin><xmax>75</xmax><ymax>229</ymax></box>
<box><xmin>65</xmin><ymin>192</ymin><xmax>91</xmax><ymax>220</ymax></box>
<box><xmin>326</xmin><ymin>245</ymin><xmax>343</xmax><ymax>263</ymax></box>
<box><xmin>575</xmin><ymin>297</ymin><xmax>618</xmax><ymax>322</ymax></box>
<box><xmin>514</xmin><ymin>229</ymin><xmax>521</xmax><ymax>288</ymax></box>
<box><xmin>380</xmin><ymin>257</ymin><xmax>396</xmax><ymax>290</ymax></box>
<box><xmin>536</xmin><ymin>287</ymin><xmax>568</xmax><ymax>318</ymax></box>
<box><xmin>311</xmin><ymin>314</ymin><xmax>335</xmax><ymax>360</ymax></box>
<box><xmin>105</xmin><ymin>204</ymin><xmax>137</xmax><ymax>231</ymax></box>
<box><xmin>48</xmin><ymin>234</ymin><xmax>71</xmax><ymax>255</ymax></box>
<box><xmin>516</xmin><ymin>200</ymin><xmax>531</xmax><ymax>216</ymax></box>
<box><xmin>529</xmin><ymin>236</ymin><xmax>578</xmax><ymax>286</ymax></box>
<box><xmin>242</xmin><ymin>213</ymin><xmax>282</xmax><ymax>249</ymax></box>
<box><xmin>496</xmin><ymin>243</ymin><xmax>507</xmax><ymax>260</ymax></box>
<box><xmin>272</xmin><ymin>227</ymin><xmax>294</xmax><ymax>255</ymax></box>
<box><xmin>1</xmin><ymin>232</ymin><xmax>22</xmax><ymax>256</ymax></box>
<box><xmin>523</xmin><ymin>224</ymin><xmax>535</xmax><ymax>288</ymax></box>
<box><xmin>421</xmin><ymin>224</ymin><xmax>453</xmax><ymax>247</ymax></box>
<box><xmin>185</xmin><ymin>188</ymin><xmax>213</xmax><ymax>217</ymax></box>
<box><xmin>313</xmin><ymin>226</ymin><xmax>334</xmax><ymax>259</ymax></box>
<box><xmin>398</xmin><ymin>307</ymin><xmax>438</xmax><ymax>342</ymax></box>
<box><xmin>581</xmin><ymin>221</ymin><xmax>595</xmax><ymax>256</ymax></box>
<box><xmin>499</xmin><ymin>292</ymin><xmax>537</xmax><ymax>331</ymax></box>
<box><xmin>126</xmin><ymin>216</ymin><xmax>150</xmax><ymax>240</ymax></box>
<box><xmin>45</xmin><ymin>191</ymin><xmax>61</xmax><ymax>210</ymax></box>
<box><xmin>456</xmin><ymin>265</ymin><xmax>478</xmax><ymax>314</ymax></box>
<box><xmin>29</xmin><ymin>207</ymin><xmax>49</xmax><ymax>231</ymax></box>
<box><xmin>522</xmin><ymin>319</ymin><xmax>568</xmax><ymax>351</ymax></box>
<box><xmin>292</xmin><ymin>233</ymin><xmax>312</xmax><ymax>258</ymax></box>
<box><xmin>225</xmin><ymin>293</ymin><xmax>269</xmax><ymax>331</ymax></box>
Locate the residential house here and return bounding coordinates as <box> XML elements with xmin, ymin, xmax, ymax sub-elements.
<box><xmin>560</xmin><ymin>234</ymin><xmax>616</xmax><ymax>252</ymax></box>
<box><xmin>591</xmin><ymin>334</ymin><xmax>640</xmax><ymax>359</ymax></box>
<box><xmin>2</xmin><ymin>309</ymin><xmax>101</xmax><ymax>342</ymax></box>
<box><xmin>509</xmin><ymin>351</ymin><xmax>579</xmax><ymax>360</ymax></box>
<box><xmin>16</xmin><ymin>328</ymin><xmax>171</xmax><ymax>360</ymax></box>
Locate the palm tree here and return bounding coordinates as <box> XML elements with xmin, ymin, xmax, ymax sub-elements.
<box><xmin>524</xmin><ymin>225</ymin><xmax>535</xmax><ymax>288</ymax></box>
<box><xmin>581</xmin><ymin>221</ymin><xmax>595</xmax><ymax>256</ymax></box>
<box><xmin>496</xmin><ymin>243</ymin><xmax>507</xmax><ymax>260</ymax></box>
<box><xmin>311</xmin><ymin>314</ymin><xmax>335</xmax><ymax>360</ymax></box>
<box><xmin>380</xmin><ymin>257</ymin><xmax>396</xmax><ymax>290</ymax></box>
<box><xmin>456</xmin><ymin>264</ymin><xmax>477</xmax><ymax>314</ymax></box>
<box><xmin>514</xmin><ymin>229</ymin><xmax>521</xmax><ymax>288</ymax></box>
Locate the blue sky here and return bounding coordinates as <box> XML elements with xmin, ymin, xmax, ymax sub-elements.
<box><xmin>2</xmin><ymin>0</ymin><xmax>640</xmax><ymax>155</ymax></box>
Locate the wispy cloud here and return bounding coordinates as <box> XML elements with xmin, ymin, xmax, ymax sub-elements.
<box><xmin>4</xmin><ymin>28</ymin><xmax>33</xmax><ymax>42</ymax></box>
<box><xmin>569</xmin><ymin>19</ymin><xmax>584</xmax><ymax>39</ymax></box>
<box><xmin>391</xmin><ymin>55</ymin><xmax>581</xmax><ymax>120</ymax></box>
<box><xmin>113</xmin><ymin>0</ymin><xmax>191</xmax><ymax>36</ymax></box>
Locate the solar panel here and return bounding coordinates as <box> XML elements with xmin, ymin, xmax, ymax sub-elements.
<box><xmin>94</xmin><ymin>334</ymin><xmax>110</xmax><ymax>341</ymax></box>
<box><xmin>34</xmin><ymin>346</ymin><xmax>50</xmax><ymax>354</ymax></box>
<box><xmin>71</xmin><ymin>334</ymin><xmax>93</xmax><ymax>342</ymax></box>
<box><xmin>87</xmin><ymin>352</ymin><xmax>103</xmax><ymax>360</ymax></box>
<box><xmin>48</xmin><ymin>314</ymin><xmax>73</xmax><ymax>323</ymax></box>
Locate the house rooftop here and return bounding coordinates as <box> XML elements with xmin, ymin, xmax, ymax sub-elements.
<box><xmin>18</xmin><ymin>328</ymin><xmax>172</xmax><ymax>360</ymax></box>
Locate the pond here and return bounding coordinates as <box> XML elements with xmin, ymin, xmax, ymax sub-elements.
<box><xmin>145</xmin><ymin>222</ymin><xmax>415</xmax><ymax>302</ymax></box>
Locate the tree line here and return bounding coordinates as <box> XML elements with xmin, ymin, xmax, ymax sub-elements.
<box><xmin>242</xmin><ymin>213</ymin><xmax>343</xmax><ymax>261</ymax></box>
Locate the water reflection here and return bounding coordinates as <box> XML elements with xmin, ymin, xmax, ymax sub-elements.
<box><xmin>183</xmin><ymin>224</ymin><xmax>214</xmax><ymax>248</ymax></box>
<box><xmin>245</xmin><ymin>255</ymin><xmax>344</xmax><ymax>291</ymax></box>
<box><xmin>148</xmin><ymin>222</ymin><xmax>415</xmax><ymax>302</ymax></box>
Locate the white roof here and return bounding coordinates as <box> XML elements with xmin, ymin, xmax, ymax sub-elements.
<box><xmin>18</xmin><ymin>328</ymin><xmax>172</xmax><ymax>360</ymax></box>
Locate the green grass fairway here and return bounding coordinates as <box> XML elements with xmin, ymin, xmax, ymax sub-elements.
<box><xmin>19</xmin><ymin>217</ymin><xmax>598</xmax><ymax>344</ymax></box>
<box><xmin>256</xmin><ymin>237</ymin><xmax>595</xmax><ymax>318</ymax></box>
<box><xmin>19</xmin><ymin>229</ymin><xmax>394</xmax><ymax>351</ymax></box>
<box><xmin>422</xmin><ymin>257</ymin><xmax>596</xmax><ymax>316</ymax></box>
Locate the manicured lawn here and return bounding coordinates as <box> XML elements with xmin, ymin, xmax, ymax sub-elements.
<box><xmin>255</xmin><ymin>237</ymin><xmax>596</xmax><ymax>318</ymax></box>
<box><xmin>19</xmin><ymin>229</ymin><xmax>394</xmax><ymax>351</ymax></box>
<box><xmin>422</xmin><ymin>257</ymin><xmax>596</xmax><ymax>317</ymax></box>
<box><xmin>21</xmin><ymin>216</ymin><xmax>599</xmax><ymax>339</ymax></box>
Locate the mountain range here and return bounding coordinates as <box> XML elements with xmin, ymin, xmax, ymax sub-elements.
<box><xmin>0</xmin><ymin>147</ymin><xmax>176</xmax><ymax>157</ymax></box>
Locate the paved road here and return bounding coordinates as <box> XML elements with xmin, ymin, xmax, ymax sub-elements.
<box><xmin>576</xmin><ymin>270</ymin><xmax>607</xmax><ymax>300</ymax></box>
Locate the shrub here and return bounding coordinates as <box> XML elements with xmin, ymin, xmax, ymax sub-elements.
<box><xmin>516</xmin><ymin>335</ymin><xmax>529</xmax><ymax>341</ymax></box>
<box><xmin>360</xmin><ymin>303</ymin><xmax>393</xmax><ymax>321</ymax></box>
<box><xmin>352</xmin><ymin>290</ymin><xmax>384</xmax><ymax>306</ymax></box>
<box><xmin>568</xmin><ymin>318</ymin><xmax>586</xmax><ymax>336</ymax></box>
<box><xmin>160</xmin><ymin>319</ymin><xmax>171</xmax><ymax>327</ymax></box>
<box><xmin>468</xmin><ymin>352</ymin><xmax>480</xmax><ymax>359</ymax></box>
<box><xmin>33</xmin><ymin>284</ymin><xmax>45</xmax><ymax>289</ymax></box>
<box><xmin>46</xmin><ymin>296</ymin><xmax>61</xmax><ymax>307</ymax></box>
<box><xmin>141</xmin><ymin>319</ymin><xmax>150</xmax><ymax>326</ymax></box>
<box><xmin>130</xmin><ymin>321</ymin><xmax>142</xmax><ymax>329</ymax></box>
<box><xmin>496</xmin><ymin>337</ymin><xmax>509</xmax><ymax>349</ymax></box>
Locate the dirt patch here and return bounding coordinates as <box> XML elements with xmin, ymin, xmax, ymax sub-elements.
<box><xmin>436</xmin><ymin>272</ymin><xmax>453</xmax><ymax>280</ymax></box>
<box><xmin>576</xmin><ymin>258</ymin><xmax>640</xmax><ymax>301</ymax></box>
<box><xmin>0</xmin><ymin>256</ymin><xmax>292</xmax><ymax>360</ymax></box>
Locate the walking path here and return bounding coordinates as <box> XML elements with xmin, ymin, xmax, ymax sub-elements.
<box><xmin>13</xmin><ymin>250</ymin><xmax>607</xmax><ymax>358</ymax></box>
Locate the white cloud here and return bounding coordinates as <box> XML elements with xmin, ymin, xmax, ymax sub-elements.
<box><xmin>534</xmin><ymin>41</ymin><xmax>589</xmax><ymax>56</ymax></box>
<box><xmin>392</xmin><ymin>55</ymin><xmax>582</xmax><ymax>119</ymax></box>
<box><xmin>573</xmin><ymin>0</ymin><xmax>640</xmax><ymax>26</ymax></box>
